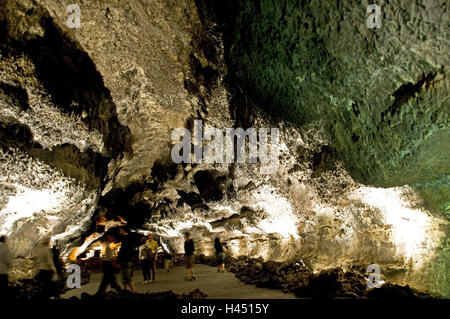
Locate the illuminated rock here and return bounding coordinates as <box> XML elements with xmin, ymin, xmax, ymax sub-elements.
<box><xmin>0</xmin><ymin>0</ymin><xmax>448</xmax><ymax>297</ymax></box>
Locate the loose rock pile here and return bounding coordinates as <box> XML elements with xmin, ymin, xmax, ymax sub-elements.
<box><xmin>75</xmin><ymin>288</ymin><xmax>207</xmax><ymax>300</ymax></box>
<box><xmin>230</xmin><ymin>257</ymin><xmax>312</xmax><ymax>293</ymax></box>
<box><xmin>10</xmin><ymin>277</ymin><xmax>65</xmax><ymax>299</ymax></box>
<box><xmin>197</xmin><ymin>255</ymin><xmax>435</xmax><ymax>299</ymax></box>
<box><xmin>8</xmin><ymin>257</ymin><xmax>38</xmax><ymax>283</ymax></box>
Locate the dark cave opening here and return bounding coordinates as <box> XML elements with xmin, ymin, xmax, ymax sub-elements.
<box><xmin>193</xmin><ymin>170</ymin><xmax>224</xmax><ymax>202</ymax></box>
<box><xmin>0</xmin><ymin>81</ymin><xmax>29</xmax><ymax>111</ymax></box>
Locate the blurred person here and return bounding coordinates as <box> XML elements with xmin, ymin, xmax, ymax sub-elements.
<box><xmin>118</xmin><ymin>228</ymin><xmax>136</xmax><ymax>293</ymax></box>
<box><xmin>51</xmin><ymin>241</ymin><xmax>64</xmax><ymax>276</ymax></box>
<box><xmin>51</xmin><ymin>241</ymin><xmax>64</xmax><ymax>297</ymax></box>
<box><xmin>138</xmin><ymin>237</ymin><xmax>151</xmax><ymax>284</ymax></box>
<box><xmin>146</xmin><ymin>233</ymin><xmax>158</xmax><ymax>282</ymax></box>
<box><xmin>184</xmin><ymin>232</ymin><xmax>196</xmax><ymax>281</ymax></box>
<box><xmin>34</xmin><ymin>237</ymin><xmax>58</xmax><ymax>299</ymax></box>
<box><xmin>0</xmin><ymin>235</ymin><xmax>12</xmax><ymax>298</ymax></box>
<box><xmin>214</xmin><ymin>237</ymin><xmax>227</xmax><ymax>273</ymax></box>
<box><xmin>161</xmin><ymin>243</ymin><xmax>173</xmax><ymax>273</ymax></box>
<box><xmin>96</xmin><ymin>235</ymin><xmax>122</xmax><ymax>295</ymax></box>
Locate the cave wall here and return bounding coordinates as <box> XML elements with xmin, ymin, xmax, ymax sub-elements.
<box><xmin>40</xmin><ymin>0</ymin><xmax>222</xmax><ymax>191</ymax></box>
<box><xmin>0</xmin><ymin>0</ymin><xmax>448</xmax><ymax>296</ymax></box>
<box><xmin>0</xmin><ymin>0</ymin><xmax>231</xmax><ymax>256</ymax></box>
<box><xmin>212</xmin><ymin>0</ymin><xmax>449</xmax><ymax>214</ymax></box>
<box><xmin>0</xmin><ymin>0</ymin><xmax>131</xmax><ymax>255</ymax></box>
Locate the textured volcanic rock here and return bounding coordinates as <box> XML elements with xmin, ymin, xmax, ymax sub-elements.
<box><xmin>0</xmin><ymin>0</ymin><xmax>448</xmax><ymax>298</ymax></box>
<box><xmin>212</xmin><ymin>0</ymin><xmax>449</xmax><ymax>212</ymax></box>
<box><xmin>0</xmin><ymin>0</ymin><xmax>131</xmax><ymax>257</ymax></box>
<box><xmin>207</xmin><ymin>255</ymin><xmax>438</xmax><ymax>299</ymax></box>
<box><xmin>39</xmin><ymin>0</ymin><xmax>225</xmax><ymax>191</ymax></box>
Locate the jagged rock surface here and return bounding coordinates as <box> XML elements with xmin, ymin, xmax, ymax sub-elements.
<box><xmin>0</xmin><ymin>0</ymin><xmax>448</xmax><ymax>298</ymax></box>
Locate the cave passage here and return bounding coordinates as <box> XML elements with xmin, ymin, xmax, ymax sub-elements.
<box><xmin>0</xmin><ymin>0</ymin><xmax>448</xmax><ymax>306</ymax></box>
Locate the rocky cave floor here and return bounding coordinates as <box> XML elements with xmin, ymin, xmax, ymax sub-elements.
<box><xmin>61</xmin><ymin>264</ymin><xmax>293</xmax><ymax>300</ymax></box>
<box><xmin>10</xmin><ymin>256</ymin><xmax>437</xmax><ymax>300</ymax></box>
<box><xmin>0</xmin><ymin>0</ymin><xmax>448</xmax><ymax>301</ymax></box>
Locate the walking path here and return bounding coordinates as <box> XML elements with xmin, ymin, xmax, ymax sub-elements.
<box><xmin>62</xmin><ymin>264</ymin><xmax>296</xmax><ymax>299</ymax></box>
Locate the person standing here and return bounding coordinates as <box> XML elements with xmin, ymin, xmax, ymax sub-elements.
<box><xmin>146</xmin><ymin>233</ymin><xmax>158</xmax><ymax>282</ymax></box>
<box><xmin>34</xmin><ymin>237</ymin><xmax>58</xmax><ymax>299</ymax></box>
<box><xmin>214</xmin><ymin>237</ymin><xmax>227</xmax><ymax>273</ymax></box>
<box><xmin>0</xmin><ymin>235</ymin><xmax>12</xmax><ymax>298</ymax></box>
<box><xmin>184</xmin><ymin>232</ymin><xmax>196</xmax><ymax>281</ymax></box>
<box><xmin>138</xmin><ymin>237</ymin><xmax>151</xmax><ymax>284</ymax></box>
<box><xmin>118</xmin><ymin>228</ymin><xmax>136</xmax><ymax>293</ymax></box>
<box><xmin>96</xmin><ymin>235</ymin><xmax>122</xmax><ymax>295</ymax></box>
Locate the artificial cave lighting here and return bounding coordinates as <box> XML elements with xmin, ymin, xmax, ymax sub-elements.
<box><xmin>0</xmin><ymin>0</ymin><xmax>448</xmax><ymax>304</ymax></box>
<box><xmin>349</xmin><ymin>186</ymin><xmax>445</xmax><ymax>270</ymax></box>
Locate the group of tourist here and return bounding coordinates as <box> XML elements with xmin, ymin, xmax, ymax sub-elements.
<box><xmin>0</xmin><ymin>229</ymin><xmax>228</xmax><ymax>298</ymax></box>
<box><xmin>96</xmin><ymin>229</ymin><xmax>228</xmax><ymax>295</ymax></box>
